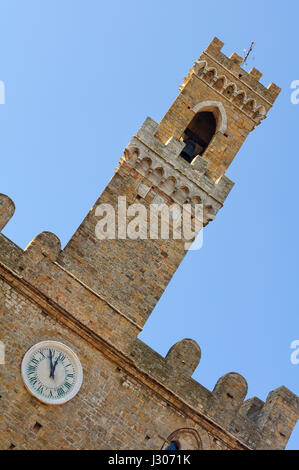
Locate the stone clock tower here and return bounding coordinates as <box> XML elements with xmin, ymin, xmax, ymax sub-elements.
<box><xmin>0</xmin><ymin>37</ymin><xmax>298</xmax><ymax>450</ymax></box>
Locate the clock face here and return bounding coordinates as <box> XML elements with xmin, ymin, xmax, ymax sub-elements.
<box><xmin>21</xmin><ymin>341</ymin><xmax>83</xmax><ymax>405</ymax></box>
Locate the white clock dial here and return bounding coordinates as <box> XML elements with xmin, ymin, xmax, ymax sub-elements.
<box><xmin>21</xmin><ymin>341</ymin><xmax>83</xmax><ymax>405</ymax></box>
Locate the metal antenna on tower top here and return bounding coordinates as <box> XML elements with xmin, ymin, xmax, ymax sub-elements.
<box><xmin>242</xmin><ymin>41</ymin><xmax>255</xmax><ymax>66</ymax></box>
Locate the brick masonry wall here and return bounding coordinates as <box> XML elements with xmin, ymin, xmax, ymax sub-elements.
<box><xmin>0</xmin><ymin>277</ymin><xmax>235</xmax><ymax>450</ymax></box>
<box><xmin>0</xmin><ymin>238</ymin><xmax>298</xmax><ymax>450</ymax></box>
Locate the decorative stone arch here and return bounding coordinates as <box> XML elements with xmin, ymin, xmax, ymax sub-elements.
<box><xmin>191</xmin><ymin>195</ymin><xmax>202</xmax><ymax>205</ymax></box>
<box><xmin>159</xmin><ymin>176</ymin><xmax>177</xmax><ymax>195</ymax></box>
<box><xmin>161</xmin><ymin>428</ymin><xmax>202</xmax><ymax>450</ymax></box>
<box><xmin>136</xmin><ymin>157</ymin><xmax>152</xmax><ymax>176</ymax></box>
<box><xmin>233</xmin><ymin>90</ymin><xmax>247</xmax><ymax>106</ymax></box>
<box><xmin>126</xmin><ymin>145</ymin><xmax>140</xmax><ymax>158</ymax></box>
<box><xmin>148</xmin><ymin>166</ymin><xmax>164</xmax><ymax>185</ymax></box>
<box><xmin>192</xmin><ymin>101</ymin><xmax>227</xmax><ymax>134</ymax></box>
<box><xmin>172</xmin><ymin>186</ymin><xmax>190</xmax><ymax>204</ymax></box>
<box><xmin>203</xmin><ymin>67</ymin><xmax>218</xmax><ymax>84</ymax></box>
<box><xmin>194</xmin><ymin>60</ymin><xmax>208</xmax><ymax>76</ymax></box>
<box><xmin>122</xmin><ymin>145</ymin><xmax>140</xmax><ymax>166</ymax></box>
<box><xmin>213</xmin><ymin>75</ymin><xmax>227</xmax><ymax>91</ymax></box>
<box><xmin>223</xmin><ymin>82</ymin><xmax>237</xmax><ymax>100</ymax></box>
<box><xmin>243</xmin><ymin>97</ymin><xmax>257</xmax><ymax>113</ymax></box>
<box><xmin>205</xmin><ymin>66</ymin><xmax>218</xmax><ymax>74</ymax></box>
<box><xmin>253</xmin><ymin>105</ymin><xmax>266</xmax><ymax>122</ymax></box>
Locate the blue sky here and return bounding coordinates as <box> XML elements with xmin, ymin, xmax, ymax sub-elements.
<box><xmin>0</xmin><ymin>0</ymin><xmax>298</xmax><ymax>449</ymax></box>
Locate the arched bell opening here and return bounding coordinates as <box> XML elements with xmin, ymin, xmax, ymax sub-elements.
<box><xmin>179</xmin><ymin>111</ymin><xmax>217</xmax><ymax>164</ymax></box>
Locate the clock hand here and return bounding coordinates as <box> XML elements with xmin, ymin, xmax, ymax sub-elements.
<box><xmin>52</xmin><ymin>356</ymin><xmax>60</xmax><ymax>379</ymax></box>
<box><xmin>49</xmin><ymin>349</ymin><xmax>54</xmax><ymax>379</ymax></box>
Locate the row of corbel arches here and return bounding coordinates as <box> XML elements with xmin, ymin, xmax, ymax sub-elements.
<box><xmin>194</xmin><ymin>60</ymin><xmax>266</xmax><ymax>122</ymax></box>
<box><xmin>135</xmin><ymin>156</ymin><xmax>216</xmax><ymax>225</ymax></box>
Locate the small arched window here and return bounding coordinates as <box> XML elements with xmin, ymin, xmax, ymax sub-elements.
<box><xmin>162</xmin><ymin>428</ymin><xmax>202</xmax><ymax>450</ymax></box>
<box><xmin>180</xmin><ymin>111</ymin><xmax>216</xmax><ymax>163</ymax></box>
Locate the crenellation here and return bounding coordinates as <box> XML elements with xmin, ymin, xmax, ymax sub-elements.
<box><xmin>190</xmin><ymin>56</ymin><xmax>272</xmax><ymax>120</ymax></box>
<box><xmin>239</xmin><ymin>397</ymin><xmax>265</xmax><ymax>422</ymax></box>
<box><xmin>249</xmin><ymin>67</ymin><xmax>263</xmax><ymax>81</ymax></box>
<box><xmin>213</xmin><ymin>373</ymin><xmax>248</xmax><ymax>412</ymax></box>
<box><xmin>229</xmin><ymin>52</ymin><xmax>243</xmax><ymax>67</ymax></box>
<box><xmin>202</xmin><ymin>37</ymin><xmax>281</xmax><ymax>105</ymax></box>
<box><xmin>0</xmin><ymin>232</ymin><xmax>23</xmax><ymax>273</ymax></box>
<box><xmin>25</xmin><ymin>232</ymin><xmax>61</xmax><ymax>264</ymax></box>
<box><xmin>165</xmin><ymin>339</ymin><xmax>201</xmax><ymax>378</ymax></box>
<box><xmin>131</xmin><ymin>338</ymin><xmax>299</xmax><ymax>449</ymax></box>
<box><xmin>205</xmin><ymin>36</ymin><xmax>224</xmax><ymax>55</ymax></box>
<box><xmin>255</xmin><ymin>387</ymin><xmax>299</xmax><ymax>449</ymax></box>
<box><xmin>267</xmin><ymin>82</ymin><xmax>282</xmax><ymax>101</ymax></box>
<box><xmin>0</xmin><ymin>193</ymin><xmax>15</xmax><ymax>232</ymax></box>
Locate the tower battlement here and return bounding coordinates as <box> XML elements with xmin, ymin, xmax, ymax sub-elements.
<box><xmin>156</xmin><ymin>37</ymin><xmax>281</xmax><ymax>182</ymax></box>
<box><xmin>203</xmin><ymin>37</ymin><xmax>281</xmax><ymax>105</ymax></box>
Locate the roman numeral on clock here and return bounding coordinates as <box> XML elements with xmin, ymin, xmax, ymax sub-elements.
<box><xmin>57</xmin><ymin>352</ymin><xmax>66</xmax><ymax>362</ymax></box>
<box><xmin>57</xmin><ymin>387</ymin><xmax>65</xmax><ymax>398</ymax></box>
<box><xmin>27</xmin><ymin>365</ymin><xmax>36</xmax><ymax>375</ymax></box>
<box><xmin>36</xmin><ymin>385</ymin><xmax>44</xmax><ymax>395</ymax></box>
<box><xmin>29</xmin><ymin>376</ymin><xmax>38</xmax><ymax>386</ymax></box>
<box><xmin>64</xmin><ymin>381</ymin><xmax>71</xmax><ymax>390</ymax></box>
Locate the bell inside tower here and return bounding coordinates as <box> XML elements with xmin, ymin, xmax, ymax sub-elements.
<box><xmin>180</xmin><ymin>111</ymin><xmax>216</xmax><ymax>163</ymax></box>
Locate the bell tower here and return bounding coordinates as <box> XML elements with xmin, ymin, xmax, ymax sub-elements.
<box><xmin>156</xmin><ymin>37</ymin><xmax>280</xmax><ymax>182</ymax></box>
<box><xmin>57</xmin><ymin>37</ymin><xmax>281</xmax><ymax>341</ymax></box>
